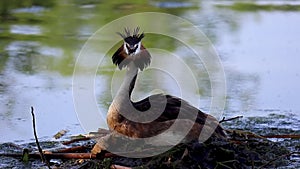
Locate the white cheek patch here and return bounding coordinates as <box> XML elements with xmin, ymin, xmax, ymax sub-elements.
<box><xmin>124</xmin><ymin>42</ymin><xmax>129</xmax><ymax>55</ymax></box>
<box><xmin>134</xmin><ymin>42</ymin><xmax>141</xmax><ymax>55</ymax></box>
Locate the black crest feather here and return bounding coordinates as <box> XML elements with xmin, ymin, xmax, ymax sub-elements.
<box><xmin>117</xmin><ymin>27</ymin><xmax>144</xmax><ymax>42</ymax></box>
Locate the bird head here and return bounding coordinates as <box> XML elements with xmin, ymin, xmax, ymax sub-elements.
<box><xmin>113</xmin><ymin>27</ymin><xmax>151</xmax><ymax>70</ymax></box>
<box><xmin>120</xmin><ymin>27</ymin><xmax>144</xmax><ymax>56</ymax></box>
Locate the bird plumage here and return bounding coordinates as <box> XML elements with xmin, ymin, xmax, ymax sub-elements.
<box><xmin>107</xmin><ymin>27</ymin><xmax>226</xmax><ymax>142</ymax></box>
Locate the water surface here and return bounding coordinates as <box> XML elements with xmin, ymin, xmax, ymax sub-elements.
<box><xmin>0</xmin><ymin>0</ymin><xmax>299</xmax><ymax>143</ymax></box>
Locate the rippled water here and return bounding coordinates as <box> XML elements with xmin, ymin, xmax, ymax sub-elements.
<box><xmin>0</xmin><ymin>1</ymin><xmax>299</xmax><ymax>143</ymax></box>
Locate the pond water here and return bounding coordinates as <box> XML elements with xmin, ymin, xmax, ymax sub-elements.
<box><xmin>0</xmin><ymin>0</ymin><xmax>299</xmax><ymax>143</ymax></box>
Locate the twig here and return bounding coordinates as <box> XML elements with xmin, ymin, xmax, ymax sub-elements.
<box><xmin>111</xmin><ymin>164</ymin><xmax>132</xmax><ymax>169</ymax></box>
<box><xmin>262</xmin><ymin>134</ymin><xmax>300</xmax><ymax>139</ymax></box>
<box><xmin>219</xmin><ymin>116</ymin><xmax>243</xmax><ymax>123</ymax></box>
<box><xmin>258</xmin><ymin>151</ymin><xmax>300</xmax><ymax>169</ymax></box>
<box><xmin>62</xmin><ymin>137</ymin><xmax>91</xmax><ymax>145</ymax></box>
<box><xmin>226</xmin><ymin>129</ymin><xmax>265</xmax><ymax>139</ymax></box>
<box><xmin>0</xmin><ymin>152</ymin><xmax>115</xmax><ymax>159</ymax></box>
<box><xmin>31</xmin><ymin>106</ymin><xmax>51</xmax><ymax>169</ymax></box>
<box><xmin>214</xmin><ymin>160</ymin><xmax>239</xmax><ymax>169</ymax></box>
<box><xmin>54</xmin><ymin>146</ymin><xmax>88</xmax><ymax>153</ymax></box>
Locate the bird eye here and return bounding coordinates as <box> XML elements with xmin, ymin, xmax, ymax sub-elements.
<box><xmin>134</xmin><ymin>44</ymin><xmax>137</xmax><ymax>48</ymax></box>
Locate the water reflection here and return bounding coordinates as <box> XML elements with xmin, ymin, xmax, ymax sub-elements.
<box><xmin>0</xmin><ymin>0</ymin><xmax>299</xmax><ymax>143</ymax></box>
<box><xmin>6</xmin><ymin>41</ymin><xmax>40</xmax><ymax>73</ymax></box>
<box><xmin>152</xmin><ymin>1</ymin><xmax>195</xmax><ymax>9</ymax></box>
<box><xmin>10</xmin><ymin>25</ymin><xmax>42</xmax><ymax>35</ymax></box>
<box><xmin>226</xmin><ymin>70</ymin><xmax>260</xmax><ymax>112</ymax></box>
<box><xmin>12</xmin><ymin>6</ymin><xmax>45</xmax><ymax>14</ymax></box>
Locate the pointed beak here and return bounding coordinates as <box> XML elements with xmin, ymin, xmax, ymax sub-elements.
<box><xmin>129</xmin><ymin>45</ymin><xmax>135</xmax><ymax>50</ymax></box>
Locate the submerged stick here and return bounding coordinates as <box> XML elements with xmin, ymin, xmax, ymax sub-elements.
<box><xmin>219</xmin><ymin>116</ymin><xmax>243</xmax><ymax>123</ymax></box>
<box><xmin>31</xmin><ymin>106</ymin><xmax>51</xmax><ymax>169</ymax></box>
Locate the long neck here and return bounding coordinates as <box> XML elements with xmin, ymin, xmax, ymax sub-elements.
<box><xmin>111</xmin><ymin>62</ymin><xmax>138</xmax><ymax>111</ymax></box>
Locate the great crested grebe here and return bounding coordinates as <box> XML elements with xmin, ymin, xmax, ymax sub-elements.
<box><xmin>107</xmin><ymin>27</ymin><xmax>226</xmax><ymax>141</ymax></box>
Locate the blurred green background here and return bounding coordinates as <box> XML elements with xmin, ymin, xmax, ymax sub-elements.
<box><xmin>0</xmin><ymin>0</ymin><xmax>300</xmax><ymax>143</ymax></box>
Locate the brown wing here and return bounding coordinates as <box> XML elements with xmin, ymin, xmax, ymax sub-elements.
<box><xmin>133</xmin><ymin>94</ymin><xmax>226</xmax><ymax>137</ymax></box>
<box><xmin>133</xmin><ymin>94</ymin><xmax>205</xmax><ymax>123</ymax></box>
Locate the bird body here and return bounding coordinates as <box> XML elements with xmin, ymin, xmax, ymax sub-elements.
<box><xmin>107</xmin><ymin>27</ymin><xmax>226</xmax><ymax>142</ymax></box>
